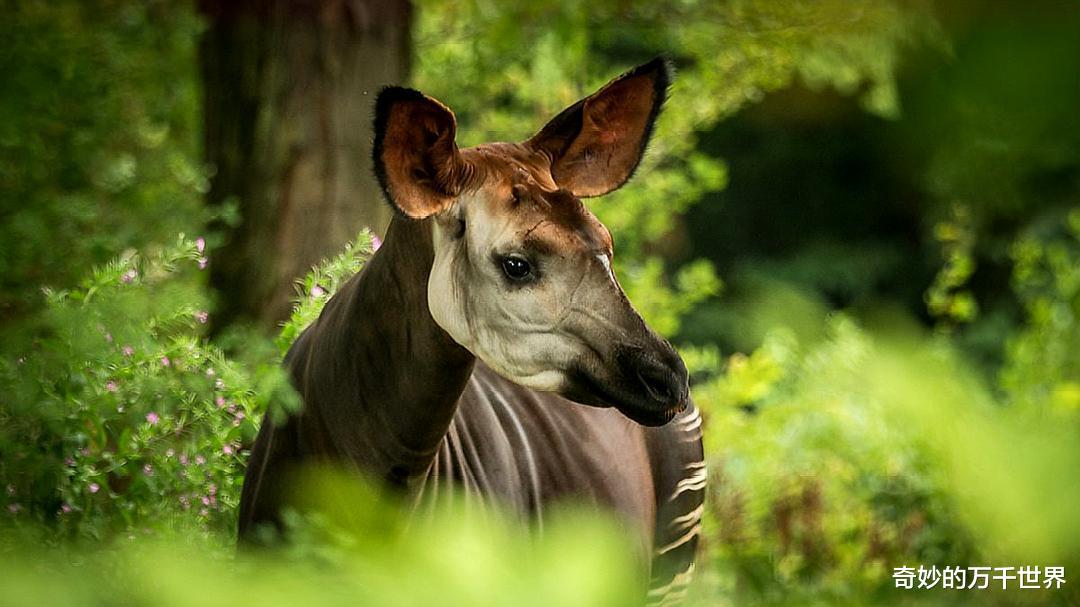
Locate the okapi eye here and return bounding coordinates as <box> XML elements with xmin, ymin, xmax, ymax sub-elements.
<box><xmin>500</xmin><ymin>256</ymin><xmax>533</xmax><ymax>281</ymax></box>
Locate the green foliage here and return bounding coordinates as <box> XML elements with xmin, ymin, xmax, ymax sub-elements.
<box><xmin>276</xmin><ymin>231</ymin><xmax>375</xmax><ymax>355</ymax></box>
<box><xmin>0</xmin><ymin>474</ymin><xmax>642</xmax><ymax>607</ymax></box>
<box><xmin>1001</xmin><ymin>209</ymin><xmax>1080</xmax><ymax>413</ymax></box>
<box><xmin>926</xmin><ymin>204</ymin><xmax>980</xmax><ymax>329</ymax></box>
<box><xmin>0</xmin><ymin>0</ymin><xmax>205</xmax><ymax>318</ymax></box>
<box><xmin>0</xmin><ymin>237</ymin><xmax>295</xmax><ymax>539</ymax></box>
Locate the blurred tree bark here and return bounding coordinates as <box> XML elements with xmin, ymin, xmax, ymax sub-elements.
<box><xmin>199</xmin><ymin>0</ymin><xmax>410</xmax><ymax>330</ymax></box>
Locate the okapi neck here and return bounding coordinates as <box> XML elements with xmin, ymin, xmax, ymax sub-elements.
<box><xmin>290</xmin><ymin>216</ymin><xmax>475</xmax><ymax>485</ymax></box>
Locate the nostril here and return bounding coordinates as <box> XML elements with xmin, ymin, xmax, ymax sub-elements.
<box><xmin>633</xmin><ymin>363</ymin><xmax>675</xmax><ymax>401</ymax></box>
<box><xmin>615</xmin><ymin>346</ymin><xmax>689</xmax><ymax>407</ymax></box>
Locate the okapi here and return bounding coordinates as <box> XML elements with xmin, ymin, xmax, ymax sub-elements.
<box><xmin>238</xmin><ymin>58</ymin><xmax>705</xmax><ymax>605</ymax></box>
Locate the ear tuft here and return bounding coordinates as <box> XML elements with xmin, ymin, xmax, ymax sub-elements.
<box><xmin>373</xmin><ymin>86</ymin><xmax>467</xmax><ymax>219</ymax></box>
<box><xmin>528</xmin><ymin>56</ymin><xmax>673</xmax><ymax>197</ymax></box>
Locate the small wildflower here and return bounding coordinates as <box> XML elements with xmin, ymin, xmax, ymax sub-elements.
<box><xmin>215</xmin><ymin>379</ymin><xmax>225</xmax><ymax>390</ymax></box>
<box><xmin>120</xmin><ymin>269</ymin><xmax>137</xmax><ymax>284</ymax></box>
<box><xmin>80</xmin><ymin>447</ymin><xmax>90</xmax><ymax>456</ymax></box>
<box><xmin>206</xmin><ymin>367</ymin><xmax>215</xmax><ymax>377</ymax></box>
<box><xmin>372</xmin><ymin>235</ymin><xmax>383</xmax><ymax>251</ymax></box>
<box><xmin>165</xmin><ymin>448</ymin><xmax>175</xmax><ymax>458</ymax></box>
<box><xmin>199</xmin><ymin>508</ymin><xmax>209</xmax><ymax>517</ymax></box>
<box><xmin>7</xmin><ymin>504</ymin><xmax>20</xmax><ymax>514</ymax></box>
<box><xmin>194</xmin><ymin>310</ymin><xmax>209</xmax><ymax>324</ymax></box>
<box><xmin>201</xmin><ymin>495</ymin><xmax>211</xmax><ymax>506</ymax></box>
<box><xmin>88</xmin><ymin>483</ymin><xmax>100</xmax><ymax>494</ymax></box>
<box><xmin>310</xmin><ymin>285</ymin><xmax>326</xmax><ymax>298</ymax></box>
<box><xmin>232</xmin><ymin>411</ymin><xmax>246</xmax><ymax>427</ymax></box>
<box><xmin>160</xmin><ymin>356</ymin><xmax>171</xmax><ymax>367</ymax></box>
<box><xmin>105</xmin><ymin>381</ymin><xmax>118</xmax><ymax>393</ymax></box>
<box><xmin>215</xmin><ymin>396</ymin><xmax>226</xmax><ymax>408</ymax></box>
<box><xmin>208</xmin><ymin>483</ymin><xmax>217</xmax><ymax>495</ymax></box>
<box><xmin>226</xmin><ymin>403</ymin><xmax>237</xmax><ymax>414</ymax></box>
<box><xmin>5</xmin><ymin>484</ymin><xmax>14</xmax><ymax>496</ymax></box>
<box><xmin>122</xmin><ymin>345</ymin><xmax>134</xmax><ymax>357</ymax></box>
<box><xmin>117</xmin><ymin>405</ymin><xmax>125</xmax><ymax>413</ymax></box>
<box><xmin>65</xmin><ymin>457</ymin><xmax>75</xmax><ymax>467</ymax></box>
<box><xmin>104</xmin><ymin>332</ymin><xmax>113</xmax><ymax>343</ymax></box>
<box><xmin>179</xmin><ymin>454</ymin><xmax>189</xmax><ymax>466</ymax></box>
<box><xmin>145</xmin><ymin>412</ymin><xmax>160</xmax><ymax>425</ymax></box>
<box><xmin>179</xmin><ymin>495</ymin><xmax>190</xmax><ymax>509</ymax></box>
<box><xmin>195</xmin><ymin>237</ymin><xmax>206</xmax><ymax>253</ymax></box>
<box><xmin>195</xmin><ymin>455</ymin><xmax>206</xmax><ymax>465</ymax></box>
<box><xmin>142</xmin><ymin>464</ymin><xmax>154</xmax><ymax>476</ymax></box>
<box><xmin>60</xmin><ymin>503</ymin><xmax>72</xmax><ymax>514</ymax></box>
<box><xmin>198</xmin><ymin>257</ymin><xmax>208</xmax><ymax>270</ymax></box>
<box><xmin>222</xmin><ymin>444</ymin><xmax>234</xmax><ymax>455</ymax></box>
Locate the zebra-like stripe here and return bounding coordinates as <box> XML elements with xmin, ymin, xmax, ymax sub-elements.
<box><xmin>646</xmin><ymin>564</ymin><xmax>695</xmax><ymax>607</ymax></box>
<box><xmin>669</xmin><ymin>465</ymin><xmax>707</xmax><ymax>501</ymax></box>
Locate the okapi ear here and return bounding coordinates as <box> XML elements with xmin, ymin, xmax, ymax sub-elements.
<box><xmin>527</xmin><ymin>57</ymin><xmax>671</xmax><ymax>197</ymax></box>
<box><xmin>373</xmin><ymin>87</ymin><xmax>468</xmax><ymax>219</ymax></box>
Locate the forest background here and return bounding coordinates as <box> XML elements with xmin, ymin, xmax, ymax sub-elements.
<box><xmin>1</xmin><ymin>1</ymin><xmax>1078</xmax><ymax>605</ymax></box>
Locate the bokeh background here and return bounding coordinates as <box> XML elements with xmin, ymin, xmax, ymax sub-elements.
<box><xmin>1</xmin><ymin>1</ymin><xmax>1078</xmax><ymax>605</ymax></box>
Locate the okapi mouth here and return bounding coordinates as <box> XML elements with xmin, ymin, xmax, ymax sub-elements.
<box><xmin>564</xmin><ymin>348</ymin><xmax>689</xmax><ymax>427</ymax></box>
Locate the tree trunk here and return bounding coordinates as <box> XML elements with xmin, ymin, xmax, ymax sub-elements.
<box><xmin>199</xmin><ymin>0</ymin><xmax>410</xmax><ymax>330</ymax></box>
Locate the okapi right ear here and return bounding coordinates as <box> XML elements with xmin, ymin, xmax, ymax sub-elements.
<box><xmin>373</xmin><ymin>87</ymin><xmax>468</xmax><ymax>219</ymax></box>
<box><xmin>527</xmin><ymin>57</ymin><xmax>671</xmax><ymax>198</ymax></box>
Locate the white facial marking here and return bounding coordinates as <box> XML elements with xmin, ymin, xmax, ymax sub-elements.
<box><xmin>596</xmin><ymin>253</ymin><xmax>615</xmax><ymax>284</ymax></box>
<box><xmin>426</xmin><ymin>192</ymin><xmax>584</xmax><ymax>393</ymax></box>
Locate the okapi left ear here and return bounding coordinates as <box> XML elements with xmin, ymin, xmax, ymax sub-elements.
<box><xmin>527</xmin><ymin>57</ymin><xmax>671</xmax><ymax>197</ymax></box>
<box><xmin>373</xmin><ymin>87</ymin><xmax>469</xmax><ymax>219</ymax></box>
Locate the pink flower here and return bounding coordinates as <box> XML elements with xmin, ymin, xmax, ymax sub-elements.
<box><xmin>195</xmin><ymin>237</ymin><xmax>206</xmax><ymax>253</ymax></box>
<box><xmin>105</xmin><ymin>381</ymin><xmax>118</xmax><ymax>393</ymax></box>
<box><xmin>195</xmin><ymin>455</ymin><xmax>206</xmax><ymax>465</ymax></box>
<box><xmin>120</xmin><ymin>269</ymin><xmax>137</xmax><ymax>284</ymax></box>
<box><xmin>371</xmin><ymin>235</ymin><xmax>383</xmax><ymax>251</ymax></box>
<box><xmin>104</xmin><ymin>332</ymin><xmax>113</xmax><ymax>343</ymax></box>
<box><xmin>160</xmin><ymin>356</ymin><xmax>170</xmax><ymax>367</ymax></box>
<box><xmin>194</xmin><ymin>310</ymin><xmax>209</xmax><ymax>324</ymax></box>
<box><xmin>310</xmin><ymin>285</ymin><xmax>326</xmax><ymax>298</ymax></box>
<box><xmin>145</xmin><ymin>412</ymin><xmax>160</xmax><ymax>425</ymax></box>
<box><xmin>142</xmin><ymin>464</ymin><xmax>154</xmax><ymax>476</ymax></box>
<box><xmin>232</xmin><ymin>412</ymin><xmax>246</xmax><ymax>427</ymax></box>
<box><xmin>60</xmin><ymin>503</ymin><xmax>72</xmax><ymax>514</ymax></box>
<box><xmin>198</xmin><ymin>257</ymin><xmax>208</xmax><ymax>270</ymax></box>
<box><xmin>122</xmin><ymin>345</ymin><xmax>134</xmax><ymax>357</ymax></box>
<box><xmin>222</xmin><ymin>444</ymin><xmax>234</xmax><ymax>455</ymax></box>
<box><xmin>215</xmin><ymin>396</ymin><xmax>226</xmax><ymax>408</ymax></box>
<box><xmin>64</xmin><ymin>457</ymin><xmax>75</xmax><ymax>467</ymax></box>
<box><xmin>201</xmin><ymin>495</ymin><xmax>210</xmax><ymax>506</ymax></box>
<box><xmin>179</xmin><ymin>455</ymin><xmax>189</xmax><ymax>466</ymax></box>
<box><xmin>7</xmin><ymin>503</ymin><xmax>20</xmax><ymax>514</ymax></box>
<box><xmin>208</xmin><ymin>483</ymin><xmax>217</xmax><ymax>495</ymax></box>
<box><xmin>88</xmin><ymin>483</ymin><xmax>100</xmax><ymax>494</ymax></box>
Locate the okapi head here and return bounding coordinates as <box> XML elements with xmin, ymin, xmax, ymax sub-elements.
<box><xmin>372</xmin><ymin>58</ymin><xmax>689</xmax><ymax>427</ymax></box>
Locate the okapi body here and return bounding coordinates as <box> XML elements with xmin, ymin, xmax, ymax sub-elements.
<box><xmin>239</xmin><ymin>58</ymin><xmax>705</xmax><ymax>605</ymax></box>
